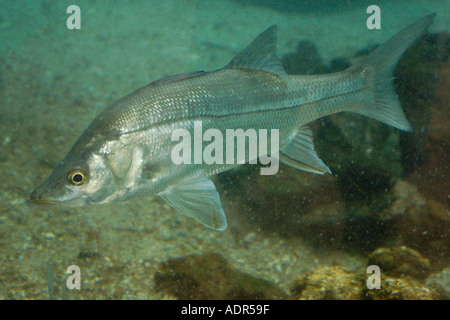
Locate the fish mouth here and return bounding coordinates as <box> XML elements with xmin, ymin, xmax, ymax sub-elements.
<box><xmin>28</xmin><ymin>197</ymin><xmax>86</xmax><ymax>207</ymax></box>
<box><xmin>29</xmin><ymin>190</ymin><xmax>86</xmax><ymax>207</ymax></box>
<box><xmin>27</xmin><ymin>198</ymin><xmax>63</xmax><ymax>207</ymax></box>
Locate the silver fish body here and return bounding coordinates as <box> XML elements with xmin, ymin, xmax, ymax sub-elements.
<box><xmin>30</xmin><ymin>14</ymin><xmax>435</xmax><ymax>230</ymax></box>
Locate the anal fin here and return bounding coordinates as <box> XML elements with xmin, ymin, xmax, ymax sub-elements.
<box><xmin>280</xmin><ymin>126</ymin><xmax>331</xmax><ymax>175</ymax></box>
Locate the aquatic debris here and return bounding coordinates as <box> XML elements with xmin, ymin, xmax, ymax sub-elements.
<box><xmin>154</xmin><ymin>253</ymin><xmax>286</xmax><ymax>299</ymax></box>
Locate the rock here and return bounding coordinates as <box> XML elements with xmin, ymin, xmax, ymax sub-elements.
<box><xmin>291</xmin><ymin>266</ymin><xmax>364</xmax><ymax>300</ymax></box>
<box><xmin>426</xmin><ymin>268</ymin><xmax>450</xmax><ymax>298</ymax></box>
<box><xmin>290</xmin><ymin>262</ymin><xmax>446</xmax><ymax>300</ymax></box>
<box><xmin>428</xmin><ymin>58</ymin><xmax>450</xmax><ymax>142</ymax></box>
<box><xmin>378</xmin><ymin>180</ymin><xmax>427</xmax><ymax>220</ymax></box>
<box><xmin>364</xmin><ymin>275</ymin><xmax>441</xmax><ymax>300</ymax></box>
<box><xmin>367</xmin><ymin>246</ymin><xmax>431</xmax><ymax>280</ymax></box>
<box><xmin>395</xmin><ymin>32</ymin><xmax>447</xmax><ymax>168</ymax></box>
<box><xmin>395</xmin><ymin>32</ymin><xmax>449</xmax><ymax>203</ymax></box>
<box><xmin>282</xmin><ymin>40</ymin><xmax>327</xmax><ymax>75</ymax></box>
<box><xmin>383</xmin><ymin>180</ymin><xmax>450</xmax><ymax>269</ymax></box>
<box><xmin>406</xmin><ymin>57</ymin><xmax>449</xmax><ymax>205</ymax></box>
<box><xmin>154</xmin><ymin>253</ymin><xmax>286</xmax><ymax>300</ymax></box>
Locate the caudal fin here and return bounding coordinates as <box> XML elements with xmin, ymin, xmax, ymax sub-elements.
<box><xmin>349</xmin><ymin>13</ymin><xmax>435</xmax><ymax>131</ymax></box>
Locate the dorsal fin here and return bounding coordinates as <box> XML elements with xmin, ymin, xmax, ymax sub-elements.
<box><xmin>224</xmin><ymin>25</ymin><xmax>288</xmax><ymax>80</ymax></box>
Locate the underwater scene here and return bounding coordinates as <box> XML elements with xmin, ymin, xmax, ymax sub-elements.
<box><xmin>0</xmin><ymin>0</ymin><xmax>448</xmax><ymax>300</ymax></box>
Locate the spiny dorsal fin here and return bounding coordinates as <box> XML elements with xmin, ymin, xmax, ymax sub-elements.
<box><xmin>280</xmin><ymin>126</ymin><xmax>331</xmax><ymax>175</ymax></box>
<box><xmin>225</xmin><ymin>25</ymin><xmax>288</xmax><ymax>80</ymax></box>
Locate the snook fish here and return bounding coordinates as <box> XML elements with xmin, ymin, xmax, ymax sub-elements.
<box><xmin>30</xmin><ymin>15</ymin><xmax>435</xmax><ymax>230</ymax></box>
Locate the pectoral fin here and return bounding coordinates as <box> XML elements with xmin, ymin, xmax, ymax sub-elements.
<box><xmin>280</xmin><ymin>126</ymin><xmax>331</xmax><ymax>175</ymax></box>
<box><xmin>159</xmin><ymin>178</ymin><xmax>227</xmax><ymax>231</ymax></box>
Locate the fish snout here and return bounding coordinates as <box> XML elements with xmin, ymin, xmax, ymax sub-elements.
<box><xmin>29</xmin><ymin>187</ymin><xmax>49</xmax><ymax>205</ymax></box>
<box><xmin>29</xmin><ymin>184</ymin><xmax>61</xmax><ymax>206</ymax></box>
<box><xmin>29</xmin><ymin>184</ymin><xmax>88</xmax><ymax>207</ymax></box>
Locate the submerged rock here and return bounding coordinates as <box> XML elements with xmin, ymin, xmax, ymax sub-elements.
<box><xmin>364</xmin><ymin>276</ymin><xmax>441</xmax><ymax>300</ymax></box>
<box><xmin>395</xmin><ymin>32</ymin><xmax>449</xmax><ymax>178</ymax></box>
<box><xmin>426</xmin><ymin>268</ymin><xmax>450</xmax><ymax>298</ymax></box>
<box><xmin>367</xmin><ymin>246</ymin><xmax>431</xmax><ymax>280</ymax></box>
<box><xmin>378</xmin><ymin>180</ymin><xmax>427</xmax><ymax>219</ymax></box>
<box><xmin>405</xmin><ymin>56</ymin><xmax>449</xmax><ymax>205</ymax></box>
<box><xmin>281</xmin><ymin>40</ymin><xmax>328</xmax><ymax>75</ymax></box>
<box><xmin>384</xmin><ymin>180</ymin><xmax>450</xmax><ymax>269</ymax></box>
<box><xmin>154</xmin><ymin>253</ymin><xmax>286</xmax><ymax>300</ymax></box>
<box><xmin>290</xmin><ymin>262</ymin><xmax>446</xmax><ymax>300</ymax></box>
<box><xmin>291</xmin><ymin>266</ymin><xmax>364</xmax><ymax>300</ymax></box>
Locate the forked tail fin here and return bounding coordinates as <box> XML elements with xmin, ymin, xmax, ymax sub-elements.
<box><xmin>349</xmin><ymin>13</ymin><xmax>435</xmax><ymax>131</ymax></box>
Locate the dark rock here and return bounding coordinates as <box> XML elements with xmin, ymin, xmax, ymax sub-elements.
<box><xmin>327</xmin><ymin>58</ymin><xmax>351</xmax><ymax>72</ymax></box>
<box><xmin>367</xmin><ymin>246</ymin><xmax>431</xmax><ymax>280</ymax></box>
<box><xmin>282</xmin><ymin>40</ymin><xmax>327</xmax><ymax>75</ymax></box>
<box><xmin>426</xmin><ymin>268</ymin><xmax>450</xmax><ymax>298</ymax></box>
<box><xmin>383</xmin><ymin>180</ymin><xmax>450</xmax><ymax>269</ymax></box>
<box><xmin>395</xmin><ymin>32</ymin><xmax>449</xmax><ymax>178</ymax></box>
<box><xmin>154</xmin><ymin>253</ymin><xmax>286</xmax><ymax>300</ymax></box>
<box><xmin>405</xmin><ymin>56</ymin><xmax>449</xmax><ymax>205</ymax></box>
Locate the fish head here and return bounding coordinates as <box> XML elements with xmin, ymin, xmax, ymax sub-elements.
<box><xmin>30</xmin><ymin>149</ymin><xmax>116</xmax><ymax>207</ymax></box>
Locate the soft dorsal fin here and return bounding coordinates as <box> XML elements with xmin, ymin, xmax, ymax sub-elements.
<box><xmin>224</xmin><ymin>25</ymin><xmax>288</xmax><ymax>80</ymax></box>
<box><xmin>280</xmin><ymin>126</ymin><xmax>331</xmax><ymax>175</ymax></box>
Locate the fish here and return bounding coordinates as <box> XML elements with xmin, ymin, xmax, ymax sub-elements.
<box><xmin>30</xmin><ymin>14</ymin><xmax>435</xmax><ymax>231</ymax></box>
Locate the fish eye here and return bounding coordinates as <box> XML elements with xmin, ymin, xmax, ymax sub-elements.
<box><xmin>68</xmin><ymin>169</ymin><xmax>88</xmax><ymax>186</ymax></box>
